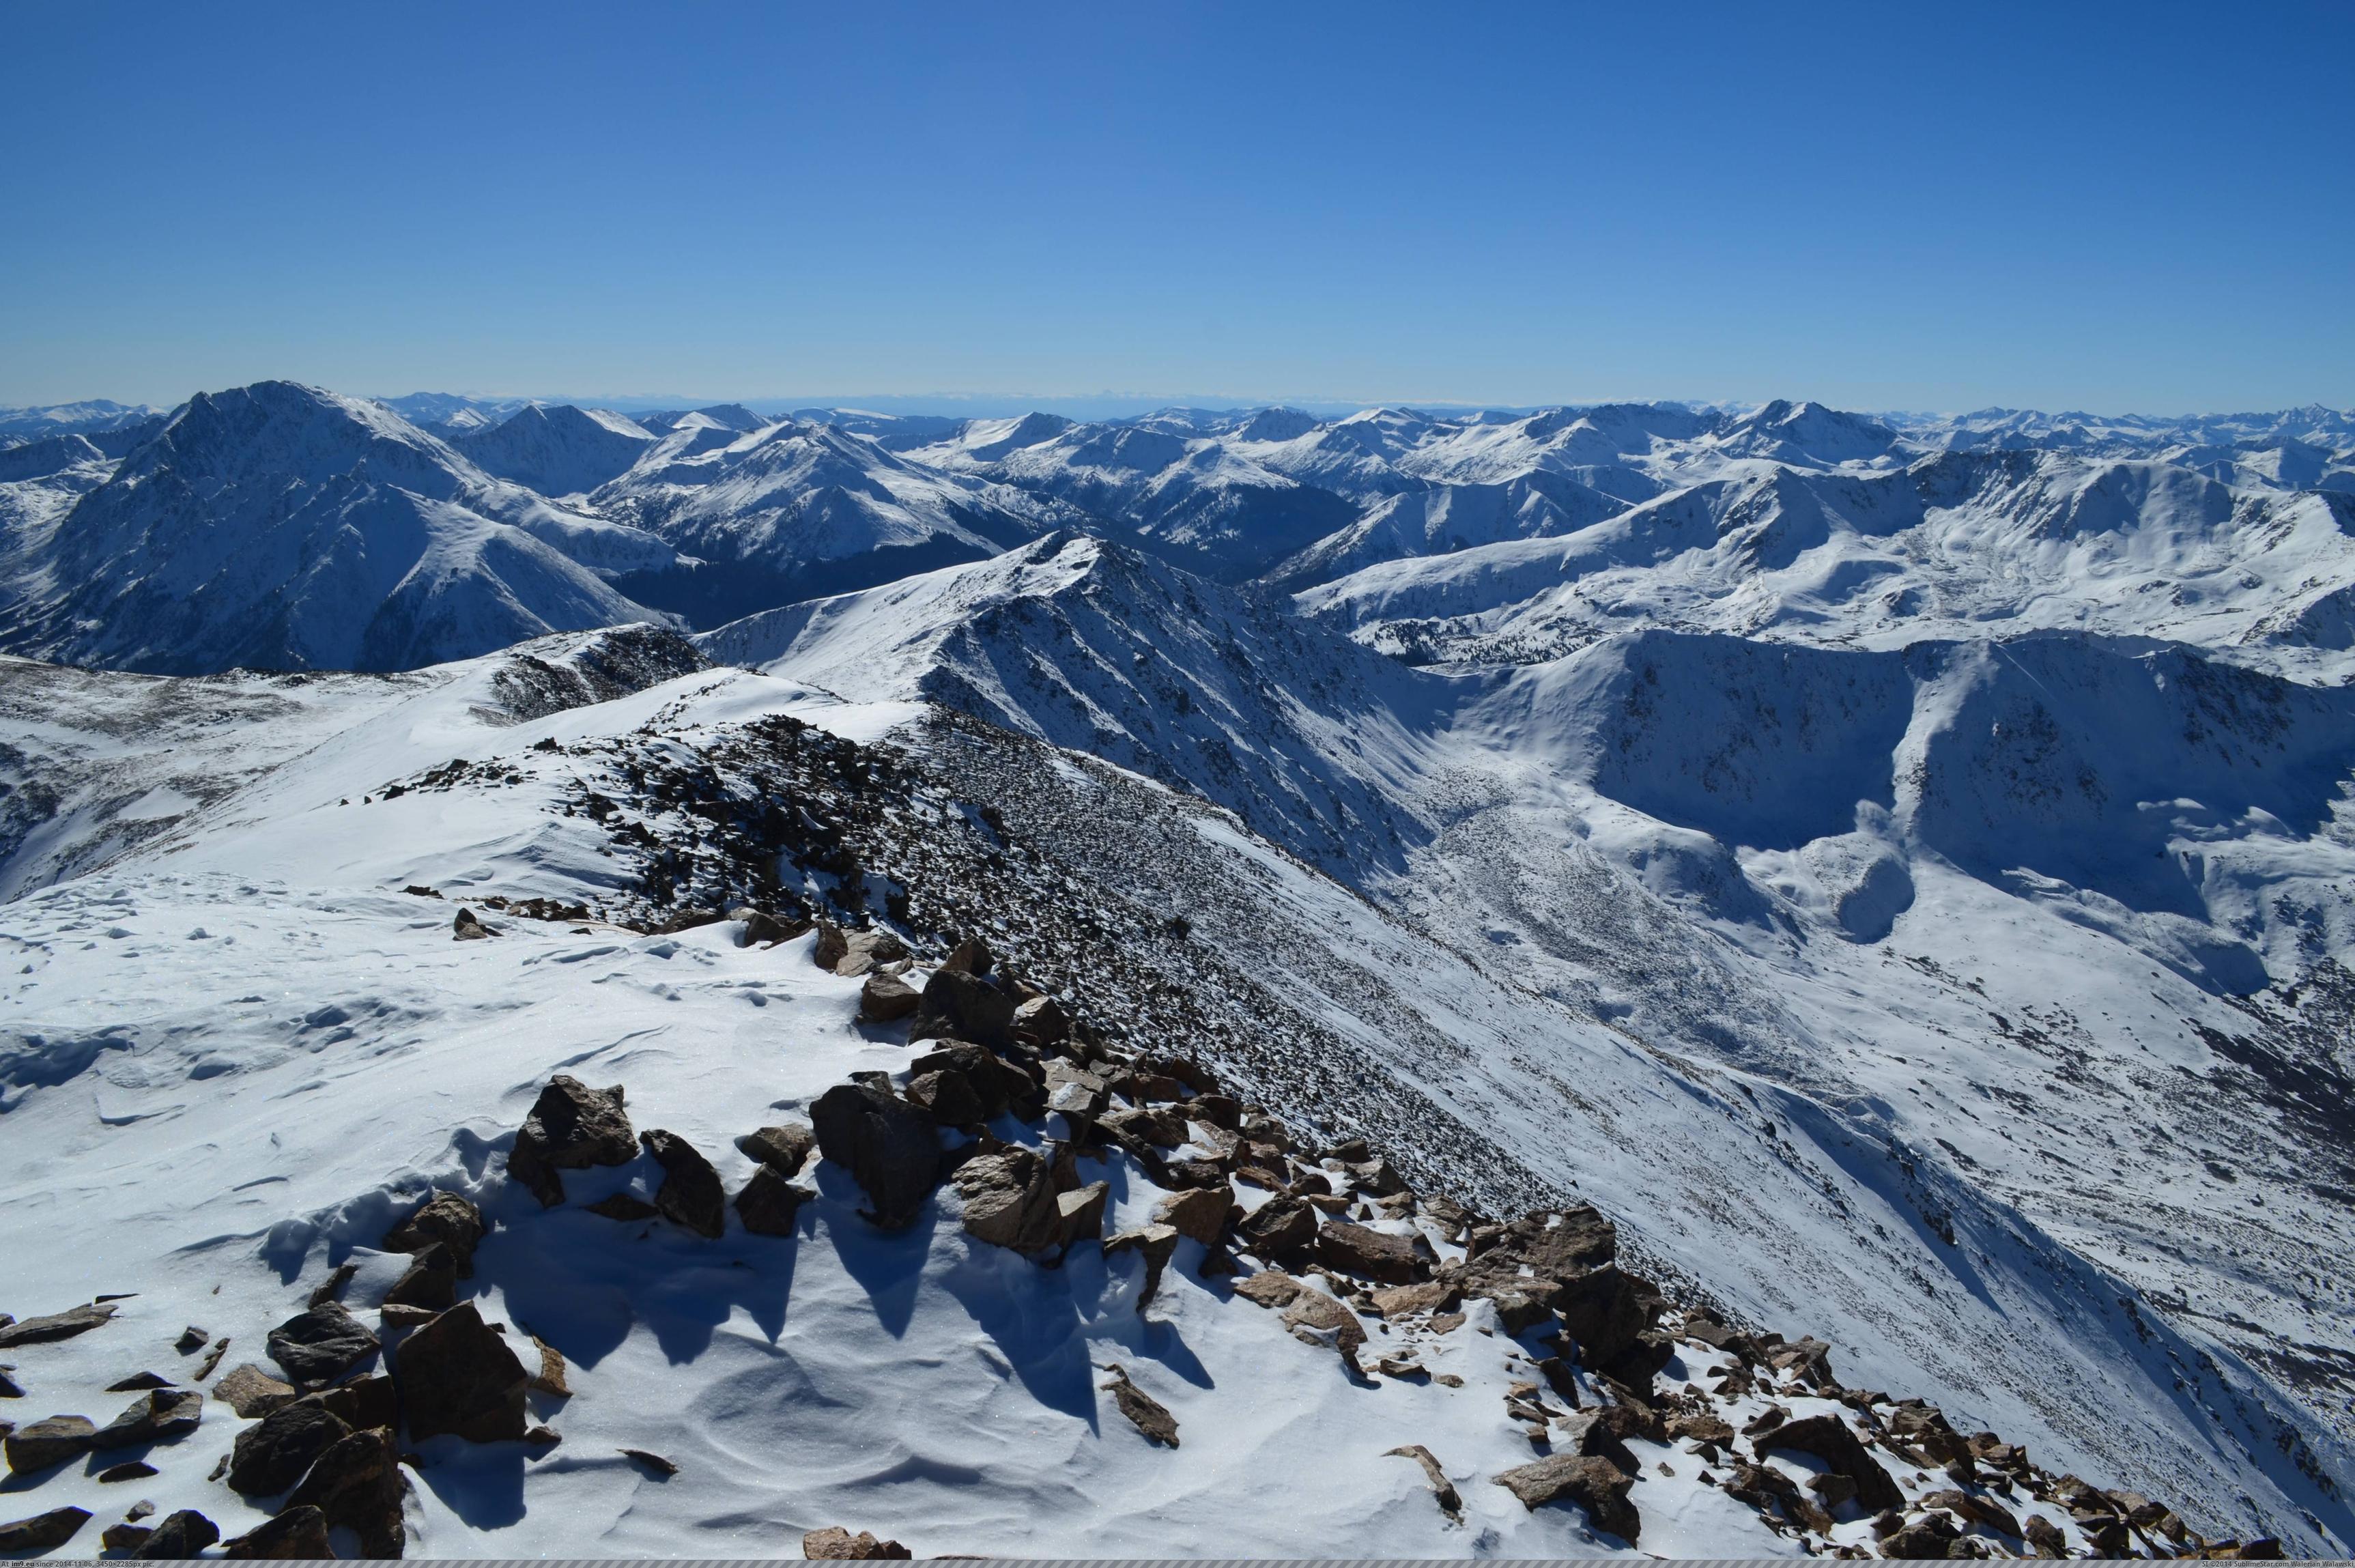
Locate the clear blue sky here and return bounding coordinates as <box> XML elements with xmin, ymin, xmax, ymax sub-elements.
<box><xmin>3</xmin><ymin>1</ymin><xmax>2349</xmax><ymax>415</ymax></box>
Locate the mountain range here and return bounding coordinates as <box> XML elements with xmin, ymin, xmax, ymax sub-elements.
<box><xmin>2</xmin><ymin>380</ymin><xmax>2353</xmax><ymax>1558</ymax></box>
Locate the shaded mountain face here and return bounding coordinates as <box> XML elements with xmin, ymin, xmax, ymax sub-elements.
<box><xmin>453</xmin><ymin>401</ymin><xmax>657</xmax><ymax>496</ymax></box>
<box><xmin>0</xmin><ymin>381</ymin><xmax>676</xmax><ymax>674</ymax></box>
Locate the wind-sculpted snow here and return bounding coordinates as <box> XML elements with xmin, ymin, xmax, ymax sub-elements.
<box><xmin>0</xmin><ymin>382</ymin><xmax>679</xmax><ymax>675</ymax></box>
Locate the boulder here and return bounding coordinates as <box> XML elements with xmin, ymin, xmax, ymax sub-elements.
<box><xmin>382</xmin><ymin>1191</ymin><xmax>488</xmax><ymax>1278</ymax></box>
<box><xmin>939</xmin><ymin>936</ymin><xmax>993</xmax><ymax>975</ymax></box>
<box><xmin>229</xmin><ymin>1400</ymin><xmax>352</xmax><ymax>1496</ymax></box>
<box><xmin>1762</xmin><ymin>1412</ymin><xmax>1905</xmax><ymax>1513</ymax></box>
<box><xmin>317</xmin><ymin>1375</ymin><xmax>397</xmax><ymax>1433</ymax></box>
<box><xmin>585</xmin><ymin>1193</ymin><xmax>660</xmax><ymax>1221</ymax></box>
<box><xmin>266</xmin><ymin>1302</ymin><xmax>379</xmax><ymax>1389</ymax></box>
<box><xmin>1879</xmin><ymin>1512</ymin><xmax>1962</xmax><ymax>1558</ymax></box>
<box><xmin>382</xmin><ymin>1242</ymin><xmax>459</xmax><ymax>1311</ymax></box>
<box><xmin>732</xmin><ymin>908</ymin><xmax>805</xmax><ymax>947</ymax></box>
<box><xmin>91</xmin><ymin>1388</ymin><xmax>203</xmax><ymax>1449</ymax></box>
<box><xmin>857</xmin><ymin>971</ymin><xmax>919</xmax><ymax>1022</ymax></box>
<box><xmin>1057</xmin><ymin>1182</ymin><xmax>1109</xmax><ymax>1243</ymax></box>
<box><xmin>953</xmin><ymin>1148</ymin><xmax>1063</xmax><ymax>1253</ymax></box>
<box><xmin>212</xmin><ymin>1365</ymin><xmax>296</xmax><ymax>1419</ymax></box>
<box><xmin>1011</xmin><ymin>994</ymin><xmax>1068</xmax><ymax>1046</ymax></box>
<box><xmin>906</xmin><ymin>1068</ymin><xmax>987</xmax><ymax>1128</ymax></box>
<box><xmin>802</xmin><ymin>1526</ymin><xmax>912</xmax><ymax>1560</ymax></box>
<box><xmin>1099</xmin><ymin>1365</ymin><xmax>1179</xmax><ymax>1447</ymax></box>
<box><xmin>640</xmin><ymin>1130</ymin><xmax>726</xmax><ymax>1238</ymax></box>
<box><xmin>220</xmin><ymin>1505</ymin><xmax>333</xmax><ymax>1560</ymax></box>
<box><xmin>525</xmin><ymin>1339</ymin><xmax>569</xmax><ymax>1398</ymax></box>
<box><xmin>811</xmin><ymin>921</ymin><xmax>850</xmax><ymax>970</ymax></box>
<box><xmin>908</xmin><ymin>967</ymin><xmax>1014</xmax><ymax>1049</ymax></box>
<box><xmin>832</xmin><ymin>928</ymin><xmax>909</xmax><ymax>978</ymax></box>
<box><xmin>1313</xmin><ymin>1221</ymin><xmax>1429</xmax><ymax>1284</ymax></box>
<box><xmin>810</xmin><ymin>1082</ymin><xmax>943</xmax><ymax>1229</ymax></box>
<box><xmin>1371</xmin><ymin>1281</ymin><xmax>1460</xmax><ymax>1319</ymax></box>
<box><xmin>1153</xmin><ymin>1186</ymin><xmax>1229</xmax><ymax>1245</ymax></box>
<box><xmin>453</xmin><ymin>908</ymin><xmax>494</xmax><ymax>941</ymax></box>
<box><xmin>0</xmin><ymin>1507</ymin><xmax>91</xmax><ymax>1555</ymax></box>
<box><xmin>0</xmin><ymin>1300</ymin><xmax>117</xmax><ymax>1348</ymax></box>
<box><xmin>1043</xmin><ymin>1062</ymin><xmax>1109</xmax><ymax>1120</ymax></box>
<box><xmin>1099</xmin><ymin>1105</ymin><xmax>1186</xmax><ymax>1148</ymax></box>
<box><xmin>106</xmin><ymin>1371</ymin><xmax>172</xmax><ymax>1392</ymax></box>
<box><xmin>4</xmin><ymin>1414</ymin><xmax>94</xmax><ymax>1474</ymax></box>
<box><xmin>130</xmin><ymin>1508</ymin><xmax>219</xmax><ymax>1559</ymax></box>
<box><xmin>1106</xmin><ymin>1225</ymin><xmax>1180</xmax><ymax>1307</ymax></box>
<box><xmin>1235</xmin><ymin>1195</ymin><xmax>1316</xmax><ymax>1261</ymax></box>
<box><xmin>911</xmin><ymin>1043</ymin><xmax>1014</xmax><ymax>1119</ymax></box>
<box><xmin>1189</xmin><ymin>1093</ymin><xmax>1242</xmax><ymax>1130</ymax></box>
<box><xmin>1553</xmin><ymin>1265</ymin><xmax>1659</xmax><ymax>1367</ymax></box>
<box><xmin>96</xmin><ymin>1460</ymin><xmax>158</xmax><ymax>1482</ymax></box>
<box><xmin>1494</xmin><ymin>1452</ymin><xmax>1640</xmax><ymax>1543</ymax></box>
<box><xmin>105</xmin><ymin>1522</ymin><xmax>155</xmax><ymax>1552</ymax></box>
<box><xmin>1232</xmin><ymin>1271</ymin><xmax>1305</xmax><ymax>1309</ymax></box>
<box><xmin>1281</xmin><ymin>1289</ymin><xmax>1367</xmax><ymax>1373</ymax></box>
<box><xmin>283</xmin><ymin>1426</ymin><xmax>405</xmax><ymax>1559</ymax></box>
<box><xmin>735</xmin><ymin>1124</ymin><xmax>817</xmax><ymax>1178</ymax></box>
<box><xmin>734</xmin><ymin>1167</ymin><xmax>812</xmax><ymax>1237</ymax></box>
<box><xmin>2022</xmin><ymin>1514</ymin><xmax>2068</xmax><ymax>1558</ymax></box>
<box><xmin>395</xmin><ymin>1301</ymin><xmax>527</xmax><ymax>1443</ymax></box>
<box><xmin>507</xmin><ymin>1075</ymin><xmax>636</xmax><ymax>1207</ymax></box>
<box><xmin>175</xmin><ymin>1326</ymin><xmax>208</xmax><ymax>1354</ymax></box>
<box><xmin>1385</xmin><ymin>1444</ymin><xmax>1464</xmax><ymax>1518</ymax></box>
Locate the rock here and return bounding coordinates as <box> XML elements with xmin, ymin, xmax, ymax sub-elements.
<box><xmin>939</xmin><ymin>935</ymin><xmax>993</xmax><ymax>975</ymax></box>
<box><xmin>1313</xmin><ymin>1221</ymin><xmax>1429</xmax><ymax>1284</ymax></box>
<box><xmin>507</xmin><ymin>1075</ymin><xmax>636</xmax><ymax>1207</ymax></box>
<box><xmin>105</xmin><ymin>1522</ymin><xmax>156</xmax><ymax>1552</ymax></box>
<box><xmin>382</xmin><ymin>1242</ymin><xmax>459</xmax><ymax>1311</ymax></box>
<box><xmin>1666</xmin><ymin>1412</ymin><xmax>1734</xmax><ymax>1445</ymax></box>
<box><xmin>1370</xmin><ymin>1281</ymin><xmax>1460</xmax><ymax>1319</ymax></box>
<box><xmin>266</xmin><ymin>1302</ymin><xmax>379</xmax><ymax>1389</ymax></box>
<box><xmin>1235</xmin><ymin>1195</ymin><xmax>1316</xmax><ymax>1261</ymax></box>
<box><xmin>283</xmin><ymin>1426</ymin><xmax>405</xmax><ymax>1559</ymax></box>
<box><xmin>953</xmin><ymin>1148</ymin><xmax>1063</xmax><ymax>1253</ymax></box>
<box><xmin>524</xmin><ymin>1338</ymin><xmax>569</xmax><ymax>1398</ymax></box>
<box><xmin>1281</xmin><ymin>1288</ymin><xmax>1368</xmax><ymax>1374</ymax></box>
<box><xmin>811</xmin><ymin>921</ymin><xmax>850</xmax><ymax>971</ymax></box>
<box><xmin>0</xmin><ymin>1507</ymin><xmax>91</xmax><ymax>1555</ymax></box>
<box><xmin>1099</xmin><ymin>1104</ymin><xmax>1186</xmax><ymax>1148</ymax></box>
<box><xmin>858</xmin><ymin>971</ymin><xmax>920</xmax><ymax>1022</ymax></box>
<box><xmin>0</xmin><ymin>1301</ymin><xmax>118</xmax><ymax>1348</ymax></box>
<box><xmin>395</xmin><ymin>1301</ymin><xmax>527</xmax><ymax>1444</ymax></box>
<box><xmin>1386</xmin><ymin>1444</ymin><xmax>1464</xmax><ymax>1518</ymax></box>
<box><xmin>831</xmin><ymin>928</ymin><xmax>908</xmax><ymax>978</ymax></box>
<box><xmin>732</xmin><ymin>908</ymin><xmax>804</xmax><ymax>947</ymax></box>
<box><xmin>453</xmin><ymin>907</ymin><xmax>498</xmax><ymax>940</ymax></box>
<box><xmin>908</xmin><ymin>967</ymin><xmax>1015</xmax><ymax>1050</ymax></box>
<box><xmin>1887</xmin><ymin>1401</ymin><xmax>1974</xmax><ymax>1467</ymax></box>
<box><xmin>810</xmin><ymin>1081</ymin><xmax>944</xmax><ymax>1229</ymax></box>
<box><xmin>91</xmin><ymin>1388</ymin><xmax>203</xmax><ymax>1449</ymax></box>
<box><xmin>522</xmin><ymin>1425</ymin><xmax>561</xmax><ymax>1448</ymax></box>
<box><xmin>1152</xmin><ymin>1186</ymin><xmax>1229</xmax><ymax>1245</ymax></box>
<box><xmin>1105</xmin><ymin>1225</ymin><xmax>1180</xmax><ymax>1307</ymax></box>
<box><xmin>1345</xmin><ymin>1156</ymin><xmax>1410</xmax><ymax>1197</ymax></box>
<box><xmin>306</xmin><ymin>1263</ymin><xmax>358</xmax><ymax>1308</ymax></box>
<box><xmin>174</xmin><ymin>1326</ymin><xmax>209</xmax><ymax>1354</ymax></box>
<box><xmin>229</xmin><ymin>1399</ymin><xmax>352</xmax><ymax>1496</ymax></box>
<box><xmin>1760</xmin><ymin>1412</ymin><xmax>1905</xmax><ymax>1513</ymax></box>
<box><xmin>315</xmin><ymin>1375</ymin><xmax>397</xmax><ymax>1433</ymax></box>
<box><xmin>220</xmin><ymin>1505</ymin><xmax>333</xmax><ymax>1560</ymax></box>
<box><xmin>620</xmin><ymin>1446</ymin><xmax>679</xmax><ymax>1476</ymax></box>
<box><xmin>911</xmin><ymin>1044</ymin><xmax>1016</xmax><ymax>1119</ymax></box>
<box><xmin>1098</xmin><ymin>1365</ymin><xmax>1179</xmax><ymax>1447</ymax></box>
<box><xmin>1805</xmin><ymin>1470</ymin><xmax>1857</xmax><ymax>1508</ymax></box>
<box><xmin>380</xmin><ymin>1305</ymin><xmax>440</xmax><ymax>1329</ymax></box>
<box><xmin>130</xmin><ymin>1508</ymin><xmax>219</xmax><ymax>1559</ymax></box>
<box><xmin>212</xmin><ymin>1365</ymin><xmax>296</xmax><ymax>1419</ymax></box>
<box><xmin>1879</xmin><ymin>1512</ymin><xmax>1962</xmax><ymax>1558</ymax></box>
<box><xmin>734</xmin><ymin>1167</ymin><xmax>813</xmax><ymax>1237</ymax></box>
<box><xmin>4</xmin><ymin>1414</ymin><xmax>95</xmax><ymax>1474</ymax></box>
<box><xmin>382</xmin><ymin>1191</ymin><xmax>488</xmax><ymax>1278</ymax></box>
<box><xmin>105</xmin><ymin>1371</ymin><xmax>172</xmax><ymax>1393</ymax></box>
<box><xmin>1057</xmin><ymin>1182</ymin><xmax>1109</xmax><ymax>1243</ymax></box>
<box><xmin>736</xmin><ymin>1124</ymin><xmax>817</xmax><ymax>1178</ymax></box>
<box><xmin>1494</xmin><ymin>1452</ymin><xmax>1640</xmax><ymax>1542</ymax></box>
<box><xmin>905</xmin><ymin>1068</ymin><xmax>988</xmax><ymax>1127</ymax></box>
<box><xmin>584</xmin><ymin>1193</ymin><xmax>660</xmax><ymax>1221</ymax></box>
<box><xmin>0</xmin><ymin>1369</ymin><xmax>21</xmax><ymax>1400</ymax></box>
<box><xmin>640</xmin><ymin>1129</ymin><xmax>726</xmax><ymax>1238</ymax></box>
<box><xmin>1011</xmin><ymin>994</ymin><xmax>1068</xmax><ymax>1046</ymax></box>
<box><xmin>192</xmin><ymin>1339</ymin><xmax>230</xmax><ymax>1381</ymax></box>
<box><xmin>96</xmin><ymin>1460</ymin><xmax>158</xmax><ymax>1482</ymax></box>
<box><xmin>1043</xmin><ymin>1064</ymin><xmax>1109</xmax><ymax>1121</ymax></box>
<box><xmin>1555</xmin><ymin>1266</ymin><xmax>1663</xmax><ymax>1370</ymax></box>
<box><xmin>1232</xmin><ymin>1271</ymin><xmax>1304</xmax><ymax>1309</ymax></box>
<box><xmin>802</xmin><ymin>1526</ymin><xmax>912</xmax><ymax>1560</ymax></box>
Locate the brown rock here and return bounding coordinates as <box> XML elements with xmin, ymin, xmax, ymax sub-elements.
<box><xmin>736</xmin><ymin>1124</ymin><xmax>817</xmax><ymax>1178</ymax></box>
<box><xmin>1189</xmin><ymin>1093</ymin><xmax>1243</xmax><ymax>1130</ymax></box>
<box><xmin>395</xmin><ymin>1301</ymin><xmax>527</xmax><ymax>1443</ymax></box>
<box><xmin>105</xmin><ymin>1371</ymin><xmax>172</xmax><ymax>1393</ymax></box>
<box><xmin>382</xmin><ymin>1191</ymin><xmax>488</xmax><ymax>1278</ymax></box>
<box><xmin>212</xmin><ymin>1365</ymin><xmax>296</xmax><ymax>1419</ymax></box>
<box><xmin>1153</xmin><ymin>1186</ymin><xmax>1229</xmax><ymax>1245</ymax></box>
<box><xmin>832</xmin><ymin>928</ymin><xmax>909</xmax><ymax>977</ymax></box>
<box><xmin>908</xmin><ymin>967</ymin><xmax>1015</xmax><ymax>1050</ymax></box>
<box><xmin>283</xmin><ymin>1426</ymin><xmax>406</xmax><ymax>1558</ymax></box>
<box><xmin>1106</xmin><ymin>1224</ymin><xmax>1181</xmax><ymax>1307</ymax></box>
<box><xmin>732</xmin><ymin>908</ymin><xmax>808</xmax><ymax>948</ymax></box>
<box><xmin>229</xmin><ymin>1399</ymin><xmax>352</xmax><ymax>1496</ymax></box>
<box><xmin>734</xmin><ymin>1167</ymin><xmax>813</xmax><ymax>1237</ymax></box>
<box><xmin>1012</xmin><ymin>993</ymin><xmax>1069</xmax><ymax>1046</ymax></box>
<box><xmin>220</xmin><ymin>1505</ymin><xmax>333</xmax><ymax>1560</ymax></box>
<box><xmin>0</xmin><ymin>1301</ymin><xmax>118</xmax><ymax>1348</ymax></box>
<box><xmin>584</xmin><ymin>1193</ymin><xmax>659</xmax><ymax>1221</ymax></box>
<box><xmin>954</xmin><ymin>1146</ymin><xmax>1064</xmax><ymax>1253</ymax></box>
<box><xmin>130</xmin><ymin>1507</ymin><xmax>218</xmax><ymax>1558</ymax></box>
<box><xmin>1281</xmin><ymin>1288</ymin><xmax>1368</xmax><ymax>1373</ymax></box>
<box><xmin>0</xmin><ymin>1507</ymin><xmax>91</xmax><ymax>1555</ymax></box>
<box><xmin>1879</xmin><ymin>1512</ymin><xmax>1962</xmax><ymax>1558</ymax></box>
<box><xmin>1386</xmin><ymin>1443</ymin><xmax>1464</xmax><ymax>1517</ymax></box>
<box><xmin>1370</xmin><ymin>1281</ymin><xmax>1461</xmax><ymax>1319</ymax></box>
<box><xmin>105</xmin><ymin>1522</ymin><xmax>156</xmax><ymax>1552</ymax></box>
<box><xmin>858</xmin><ymin>970</ymin><xmax>920</xmax><ymax>1022</ymax></box>
<box><xmin>380</xmin><ymin>1304</ymin><xmax>440</xmax><ymax>1328</ymax></box>
<box><xmin>910</xmin><ymin>1044</ymin><xmax>1016</xmax><ymax>1120</ymax></box>
<box><xmin>507</xmin><ymin>1075</ymin><xmax>636</xmax><ymax>1208</ymax></box>
<box><xmin>1760</xmin><ymin>1412</ymin><xmax>1905</xmax><ymax>1514</ymax></box>
<box><xmin>810</xmin><ymin>1081</ymin><xmax>944</xmax><ymax>1229</ymax></box>
<box><xmin>905</xmin><ymin>1068</ymin><xmax>988</xmax><ymax>1128</ymax></box>
<box><xmin>1098</xmin><ymin>1365</ymin><xmax>1179</xmax><ymax>1447</ymax></box>
<box><xmin>526</xmin><ymin>1338</ymin><xmax>570</xmax><ymax>1397</ymax></box>
<box><xmin>1494</xmin><ymin>1452</ymin><xmax>1640</xmax><ymax>1543</ymax></box>
<box><xmin>265</xmin><ymin>1302</ymin><xmax>379</xmax><ymax>1390</ymax></box>
<box><xmin>91</xmin><ymin>1388</ymin><xmax>203</xmax><ymax>1449</ymax></box>
<box><xmin>802</xmin><ymin>1526</ymin><xmax>912</xmax><ymax>1559</ymax></box>
<box><xmin>640</xmin><ymin>1128</ymin><xmax>726</xmax><ymax>1238</ymax></box>
<box><xmin>620</xmin><ymin>1447</ymin><xmax>679</xmax><ymax>1476</ymax></box>
<box><xmin>382</xmin><ymin>1242</ymin><xmax>459</xmax><ymax>1311</ymax></box>
<box><xmin>1235</xmin><ymin>1194</ymin><xmax>1316</xmax><ymax>1261</ymax></box>
<box><xmin>1057</xmin><ymin>1181</ymin><xmax>1109</xmax><ymax>1244</ymax></box>
<box><xmin>1233</xmin><ymin>1271</ymin><xmax>1305</xmax><ymax>1309</ymax></box>
<box><xmin>96</xmin><ymin>1460</ymin><xmax>158</xmax><ymax>1482</ymax></box>
<box><xmin>5</xmin><ymin>1414</ymin><xmax>95</xmax><ymax>1474</ymax></box>
<box><xmin>315</xmin><ymin>1375</ymin><xmax>397</xmax><ymax>1432</ymax></box>
<box><xmin>1313</xmin><ymin>1221</ymin><xmax>1429</xmax><ymax>1284</ymax></box>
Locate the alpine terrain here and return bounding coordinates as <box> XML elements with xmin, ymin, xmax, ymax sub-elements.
<box><xmin>1</xmin><ymin>384</ymin><xmax>2352</xmax><ymax>1560</ymax></box>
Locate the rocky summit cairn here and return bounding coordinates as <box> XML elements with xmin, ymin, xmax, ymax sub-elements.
<box><xmin>508</xmin><ymin>1074</ymin><xmax>636</xmax><ymax>1206</ymax></box>
<box><xmin>395</xmin><ymin>1301</ymin><xmax>528</xmax><ymax>1443</ymax></box>
<box><xmin>810</xmin><ymin>1080</ymin><xmax>943</xmax><ymax>1229</ymax></box>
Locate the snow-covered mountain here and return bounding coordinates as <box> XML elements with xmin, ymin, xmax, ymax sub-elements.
<box><xmin>453</xmin><ymin>402</ymin><xmax>657</xmax><ymax>498</ymax></box>
<box><xmin>0</xmin><ymin>382</ymin><xmax>679</xmax><ymax>675</ymax></box>
<box><xmin>0</xmin><ymin>398</ymin><xmax>164</xmax><ymax>445</ymax></box>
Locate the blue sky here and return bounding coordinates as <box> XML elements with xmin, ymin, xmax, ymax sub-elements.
<box><xmin>3</xmin><ymin>1</ymin><xmax>2349</xmax><ymax>414</ymax></box>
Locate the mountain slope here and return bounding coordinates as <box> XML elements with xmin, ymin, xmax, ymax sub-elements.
<box><xmin>453</xmin><ymin>402</ymin><xmax>657</xmax><ymax>496</ymax></box>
